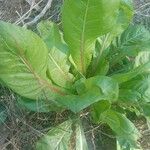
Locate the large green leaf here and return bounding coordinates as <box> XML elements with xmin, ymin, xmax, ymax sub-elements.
<box><xmin>0</xmin><ymin>21</ymin><xmax>66</xmax><ymax>104</ymax></box>
<box><xmin>101</xmin><ymin>110</ymin><xmax>140</xmax><ymax>148</ymax></box>
<box><xmin>62</xmin><ymin>0</ymin><xmax>120</xmax><ymax>74</ymax></box>
<box><xmin>36</xmin><ymin>119</ymin><xmax>88</xmax><ymax>150</ymax></box>
<box><xmin>56</xmin><ymin>76</ymin><xmax>118</xmax><ymax>113</ymax></box>
<box><xmin>37</xmin><ymin>21</ymin><xmax>74</xmax><ymax>89</ymax></box>
<box><xmin>36</xmin><ymin>120</ymin><xmax>73</xmax><ymax>150</ymax></box>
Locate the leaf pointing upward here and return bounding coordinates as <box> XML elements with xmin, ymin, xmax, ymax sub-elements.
<box><xmin>37</xmin><ymin>21</ymin><xmax>74</xmax><ymax>89</ymax></box>
<box><xmin>62</xmin><ymin>0</ymin><xmax>120</xmax><ymax>74</ymax></box>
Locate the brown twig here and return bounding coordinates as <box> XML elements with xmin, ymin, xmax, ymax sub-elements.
<box><xmin>15</xmin><ymin>0</ymin><xmax>43</xmax><ymax>25</ymax></box>
<box><xmin>24</xmin><ymin>0</ymin><xmax>53</xmax><ymax>27</ymax></box>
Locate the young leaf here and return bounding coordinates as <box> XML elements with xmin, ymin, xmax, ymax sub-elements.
<box><xmin>62</xmin><ymin>0</ymin><xmax>120</xmax><ymax>74</ymax></box>
<box><xmin>115</xmin><ymin>25</ymin><xmax>150</xmax><ymax>56</ymax></box>
<box><xmin>88</xmin><ymin>38</ymin><xmax>110</xmax><ymax>77</ymax></box>
<box><xmin>37</xmin><ymin>21</ymin><xmax>74</xmax><ymax>89</ymax></box>
<box><xmin>56</xmin><ymin>76</ymin><xmax>118</xmax><ymax>113</ymax></box>
<box><xmin>0</xmin><ymin>21</ymin><xmax>66</xmax><ymax>101</ymax></box>
<box><xmin>89</xmin><ymin>0</ymin><xmax>134</xmax><ymax>77</ymax></box>
<box><xmin>36</xmin><ymin>120</ymin><xmax>73</xmax><ymax>150</ymax></box>
<box><xmin>101</xmin><ymin>110</ymin><xmax>140</xmax><ymax>149</ymax></box>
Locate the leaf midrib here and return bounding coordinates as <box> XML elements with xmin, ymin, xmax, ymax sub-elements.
<box><xmin>2</xmin><ymin>36</ymin><xmax>66</xmax><ymax>96</ymax></box>
<box><xmin>48</xmin><ymin>53</ymin><xmax>72</xmax><ymax>82</ymax></box>
<box><xmin>54</xmin><ymin>123</ymin><xmax>72</xmax><ymax>150</ymax></box>
<box><xmin>80</xmin><ymin>0</ymin><xmax>90</xmax><ymax>74</ymax></box>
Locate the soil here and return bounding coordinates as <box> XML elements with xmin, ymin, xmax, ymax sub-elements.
<box><xmin>0</xmin><ymin>0</ymin><xmax>63</xmax><ymax>25</ymax></box>
<box><xmin>0</xmin><ymin>0</ymin><xmax>30</xmax><ymax>22</ymax></box>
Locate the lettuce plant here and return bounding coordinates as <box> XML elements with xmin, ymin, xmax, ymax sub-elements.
<box><xmin>0</xmin><ymin>0</ymin><xmax>150</xmax><ymax>149</ymax></box>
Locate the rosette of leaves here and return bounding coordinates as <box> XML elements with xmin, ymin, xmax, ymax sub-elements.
<box><xmin>0</xmin><ymin>0</ymin><xmax>150</xmax><ymax>149</ymax></box>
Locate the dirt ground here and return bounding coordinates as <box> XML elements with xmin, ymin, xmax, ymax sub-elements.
<box><xmin>0</xmin><ymin>0</ymin><xmax>150</xmax><ymax>150</ymax></box>
<box><xmin>0</xmin><ymin>0</ymin><xmax>63</xmax><ymax>25</ymax></box>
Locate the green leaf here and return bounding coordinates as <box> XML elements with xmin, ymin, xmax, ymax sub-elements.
<box><xmin>116</xmin><ymin>25</ymin><xmax>150</xmax><ymax>56</ymax></box>
<box><xmin>117</xmin><ymin>139</ymin><xmax>141</xmax><ymax>150</ymax></box>
<box><xmin>120</xmin><ymin>73</ymin><xmax>150</xmax><ymax>103</ymax></box>
<box><xmin>36</xmin><ymin>119</ymin><xmax>88</xmax><ymax>150</ymax></box>
<box><xmin>101</xmin><ymin>110</ymin><xmax>140</xmax><ymax>149</ymax></box>
<box><xmin>116</xmin><ymin>0</ymin><xmax>133</xmax><ymax>32</ymax></box>
<box><xmin>94</xmin><ymin>60</ymin><xmax>109</xmax><ymax>76</ymax></box>
<box><xmin>37</xmin><ymin>21</ymin><xmax>74</xmax><ymax>89</ymax></box>
<box><xmin>36</xmin><ymin>120</ymin><xmax>73</xmax><ymax>150</ymax></box>
<box><xmin>0</xmin><ymin>21</ymin><xmax>66</xmax><ymax>102</ymax></box>
<box><xmin>77</xmin><ymin>76</ymin><xmax>119</xmax><ymax>101</ymax></box>
<box><xmin>37</xmin><ymin>21</ymin><xmax>66</xmax><ymax>50</ymax></box>
<box><xmin>56</xmin><ymin>76</ymin><xmax>118</xmax><ymax>113</ymax></box>
<box><xmin>134</xmin><ymin>51</ymin><xmax>150</xmax><ymax>70</ymax></box>
<box><xmin>111</xmin><ymin>35</ymin><xmax>150</xmax><ymax>78</ymax></box>
<box><xmin>0</xmin><ymin>103</ymin><xmax>7</xmax><ymax>124</ymax></box>
<box><xmin>146</xmin><ymin>117</ymin><xmax>150</xmax><ymax>129</ymax></box>
<box><xmin>75</xmin><ymin>120</ymin><xmax>89</xmax><ymax>150</ymax></box>
<box><xmin>17</xmin><ymin>97</ymin><xmax>63</xmax><ymax>112</ymax></box>
<box><xmin>62</xmin><ymin>0</ymin><xmax>120</xmax><ymax>74</ymax></box>
<box><xmin>118</xmin><ymin>89</ymin><xmax>141</xmax><ymax>104</ymax></box>
<box><xmin>140</xmin><ymin>103</ymin><xmax>150</xmax><ymax>117</ymax></box>
<box><xmin>90</xmin><ymin>0</ymin><xmax>134</xmax><ymax>75</ymax></box>
<box><xmin>111</xmin><ymin>61</ymin><xmax>150</xmax><ymax>84</ymax></box>
<box><xmin>110</xmin><ymin>0</ymin><xmax>133</xmax><ymax>39</ymax></box>
<box><xmin>91</xmin><ymin>100</ymin><xmax>111</xmax><ymax>123</ymax></box>
<box><xmin>88</xmin><ymin>37</ymin><xmax>110</xmax><ymax>77</ymax></box>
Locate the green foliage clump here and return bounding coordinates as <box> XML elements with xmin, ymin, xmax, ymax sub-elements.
<box><xmin>0</xmin><ymin>0</ymin><xmax>150</xmax><ymax>149</ymax></box>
